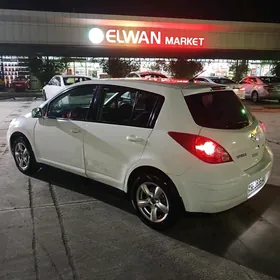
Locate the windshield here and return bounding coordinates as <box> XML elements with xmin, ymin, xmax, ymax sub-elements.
<box><xmin>63</xmin><ymin>76</ymin><xmax>91</xmax><ymax>86</ymax></box>
<box><xmin>140</xmin><ymin>73</ymin><xmax>167</xmax><ymax>78</ymax></box>
<box><xmin>259</xmin><ymin>76</ymin><xmax>280</xmax><ymax>83</ymax></box>
<box><xmin>185</xmin><ymin>90</ymin><xmax>253</xmax><ymax>129</ymax></box>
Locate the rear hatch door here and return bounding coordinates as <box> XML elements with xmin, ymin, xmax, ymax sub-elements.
<box><xmin>184</xmin><ymin>89</ymin><xmax>265</xmax><ymax>171</ymax></box>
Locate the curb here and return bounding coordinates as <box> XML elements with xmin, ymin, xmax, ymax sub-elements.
<box><xmin>0</xmin><ymin>93</ymin><xmax>43</xmax><ymax>99</ymax></box>
<box><xmin>250</xmin><ymin>108</ymin><xmax>280</xmax><ymax>113</ymax></box>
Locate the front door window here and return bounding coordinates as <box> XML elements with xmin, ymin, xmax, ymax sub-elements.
<box><xmin>47</xmin><ymin>85</ymin><xmax>97</xmax><ymax>121</ymax></box>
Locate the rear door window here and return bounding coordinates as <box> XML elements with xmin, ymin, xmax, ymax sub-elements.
<box><xmin>97</xmin><ymin>85</ymin><xmax>163</xmax><ymax>128</ymax></box>
<box><xmin>185</xmin><ymin>90</ymin><xmax>253</xmax><ymax>129</ymax></box>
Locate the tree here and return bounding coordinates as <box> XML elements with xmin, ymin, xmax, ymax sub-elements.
<box><xmin>28</xmin><ymin>56</ymin><xmax>70</xmax><ymax>85</ymax></box>
<box><xmin>166</xmin><ymin>59</ymin><xmax>203</xmax><ymax>79</ymax></box>
<box><xmin>150</xmin><ymin>60</ymin><xmax>167</xmax><ymax>72</ymax></box>
<box><xmin>98</xmin><ymin>58</ymin><xmax>140</xmax><ymax>78</ymax></box>
<box><xmin>270</xmin><ymin>62</ymin><xmax>280</xmax><ymax>77</ymax></box>
<box><xmin>229</xmin><ymin>60</ymin><xmax>249</xmax><ymax>82</ymax></box>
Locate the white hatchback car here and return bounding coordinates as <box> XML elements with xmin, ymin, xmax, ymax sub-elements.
<box><xmin>42</xmin><ymin>75</ymin><xmax>93</xmax><ymax>100</ymax></box>
<box><xmin>7</xmin><ymin>79</ymin><xmax>273</xmax><ymax>230</ymax></box>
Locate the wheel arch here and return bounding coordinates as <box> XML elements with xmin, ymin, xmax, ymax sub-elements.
<box><xmin>251</xmin><ymin>90</ymin><xmax>259</xmax><ymax>97</ymax></box>
<box><xmin>10</xmin><ymin>131</ymin><xmax>32</xmax><ymax>152</ymax></box>
<box><xmin>125</xmin><ymin>165</ymin><xmax>185</xmax><ymax>210</ymax></box>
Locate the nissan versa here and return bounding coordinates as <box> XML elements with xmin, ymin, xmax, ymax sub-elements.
<box><xmin>7</xmin><ymin>79</ymin><xmax>273</xmax><ymax>230</ymax></box>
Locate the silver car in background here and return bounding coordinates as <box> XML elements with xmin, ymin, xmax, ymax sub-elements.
<box><xmin>189</xmin><ymin>76</ymin><xmax>245</xmax><ymax>99</ymax></box>
<box><xmin>240</xmin><ymin>76</ymin><xmax>280</xmax><ymax>103</ymax></box>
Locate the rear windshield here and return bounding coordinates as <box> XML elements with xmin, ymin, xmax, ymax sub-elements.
<box><xmin>185</xmin><ymin>90</ymin><xmax>253</xmax><ymax>129</ymax></box>
<box><xmin>259</xmin><ymin>76</ymin><xmax>280</xmax><ymax>83</ymax></box>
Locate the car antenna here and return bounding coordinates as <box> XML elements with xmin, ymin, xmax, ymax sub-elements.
<box><xmin>190</xmin><ymin>69</ymin><xmax>206</xmax><ymax>80</ymax></box>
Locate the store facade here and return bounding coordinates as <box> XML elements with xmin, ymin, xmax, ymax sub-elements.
<box><xmin>0</xmin><ymin>9</ymin><xmax>280</xmax><ymax>84</ymax></box>
<box><xmin>0</xmin><ymin>8</ymin><xmax>280</xmax><ymax>58</ymax></box>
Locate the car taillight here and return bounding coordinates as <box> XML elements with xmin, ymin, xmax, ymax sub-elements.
<box><xmin>259</xmin><ymin>121</ymin><xmax>266</xmax><ymax>132</ymax></box>
<box><xmin>168</xmin><ymin>132</ymin><xmax>232</xmax><ymax>164</ymax></box>
<box><xmin>239</xmin><ymin>87</ymin><xmax>245</xmax><ymax>91</ymax></box>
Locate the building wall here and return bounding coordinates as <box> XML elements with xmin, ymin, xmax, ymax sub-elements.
<box><xmin>0</xmin><ymin>9</ymin><xmax>280</xmax><ymax>58</ymax></box>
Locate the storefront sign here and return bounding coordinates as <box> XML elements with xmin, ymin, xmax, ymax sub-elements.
<box><xmin>88</xmin><ymin>27</ymin><xmax>205</xmax><ymax>48</ymax></box>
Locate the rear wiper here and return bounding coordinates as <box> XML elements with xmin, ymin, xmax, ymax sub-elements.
<box><xmin>225</xmin><ymin>120</ymin><xmax>248</xmax><ymax>129</ymax></box>
<box><xmin>237</xmin><ymin>120</ymin><xmax>249</xmax><ymax>128</ymax></box>
<box><xmin>238</xmin><ymin>120</ymin><xmax>248</xmax><ymax>125</ymax></box>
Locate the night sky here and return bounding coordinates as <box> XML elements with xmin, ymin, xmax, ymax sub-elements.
<box><xmin>0</xmin><ymin>0</ymin><xmax>279</xmax><ymax>23</ymax></box>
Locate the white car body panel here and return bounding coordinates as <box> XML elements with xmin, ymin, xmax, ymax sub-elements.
<box><xmin>7</xmin><ymin>79</ymin><xmax>273</xmax><ymax>214</ymax></box>
<box><xmin>84</xmin><ymin>123</ymin><xmax>152</xmax><ymax>189</ymax></box>
<box><xmin>34</xmin><ymin>118</ymin><xmax>86</xmax><ymax>176</ymax></box>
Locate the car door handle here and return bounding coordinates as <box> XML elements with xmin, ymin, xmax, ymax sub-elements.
<box><xmin>126</xmin><ymin>135</ymin><xmax>144</xmax><ymax>143</ymax></box>
<box><xmin>70</xmin><ymin>128</ymin><xmax>80</xmax><ymax>134</ymax></box>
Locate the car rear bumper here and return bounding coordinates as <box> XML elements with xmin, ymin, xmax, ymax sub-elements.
<box><xmin>169</xmin><ymin>144</ymin><xmax>273</xmax><ymax>213</ymax></box>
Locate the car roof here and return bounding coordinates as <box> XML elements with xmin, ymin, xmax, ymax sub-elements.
<box><xmin>78</xmin><ymin>78</ymin><xmax>227</xmax><ymax>96</ymax></box>
<box><xmin>130</xmin><ymin>71</ymin><xmax>167</xmax><ymax>75</ymax></box>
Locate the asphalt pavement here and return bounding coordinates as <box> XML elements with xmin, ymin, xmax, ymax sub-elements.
<box><xmin>1</xmin><ymin>98</ymin><xmax>280</xmax><ymax>280</ymax></box>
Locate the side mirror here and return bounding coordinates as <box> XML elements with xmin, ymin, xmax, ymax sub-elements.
<box><xmin>32</xmin><ymin>107</ymin><xmax>43</xmax><ymax>118</ymax></box>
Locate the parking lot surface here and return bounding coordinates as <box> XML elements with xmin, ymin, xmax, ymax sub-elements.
<box><xmin>1</xmin><ymin>98</ymin><xmax>280</xmax><ymax>280</ymax></box>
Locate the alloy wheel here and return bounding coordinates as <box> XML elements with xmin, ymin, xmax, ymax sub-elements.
<box><xmin>136</xmin><ymin>182</ymin><xmax>169</xmax><ymax>223</ymax></box>
<box><xmin>14</xmin><ymin>142</ymin><xmax>30</xmax><ymax>171</ymax></box>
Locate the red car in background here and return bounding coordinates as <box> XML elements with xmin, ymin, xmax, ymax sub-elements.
<box><xmin>11</xmin><ymin>76</ymin><xmax>30</xmax><ymax>91</ymax></box>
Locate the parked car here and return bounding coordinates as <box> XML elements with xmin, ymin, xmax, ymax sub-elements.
<box><xmin>42</xmin><ymin>75</ymin><xmax>93</xmax><ymax>100</ymax></box>
<box><xmin>11</xmin><ymin>76</ymin><xmax>30</xmax><ymax>92</ymax></box>
<box><xmin>126</xmin><ymin>71</ymin><xmax>168</xmax><ymax>79</ymax></box>
<box><xmin>189</xmin><ymin>76</ymin><xmax>245</xmax><ymax>99</ymax></box>
<box><xmin>240</xmin><ymin>76</ymin><xmax>280</xmax><ymax>103</ymax></box>
<box><xmin>7</xmin><ymin>79</ymin><xmax>273</xmax><ymax>230</ymax></box>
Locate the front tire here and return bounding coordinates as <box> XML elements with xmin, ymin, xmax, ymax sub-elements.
<box><xmin>130</xmin><ymin>173</ymin><xmax>183</xmax><ymax>231</ymax></box>
<box><xmin>12</xmin><ymin>136</ymin><xmax>40</xmax><ymax>175</ymax></box>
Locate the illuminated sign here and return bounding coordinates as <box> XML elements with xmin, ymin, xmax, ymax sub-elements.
<box><xmin>88</xmin><ymin>27</ymin><xmax>205</xmax><ymax>48</ymax></box>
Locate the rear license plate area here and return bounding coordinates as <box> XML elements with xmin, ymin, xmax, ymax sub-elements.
<box><xmin>248</xmin><ymin>172</ymin><xmax>269</xmax><ymax>198</ymax></box>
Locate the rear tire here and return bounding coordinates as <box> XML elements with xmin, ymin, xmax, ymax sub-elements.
<box><xmin>12</xmin><ymin>136</ymin><xmax>40</xmax><ymax>176</ymax></box>
<box><xmin>130</xmin><ymin>172</ymin><xmax>183</xmax><ymax>231</ymax></box>
<box><xmin>251</xmin><ymin>91</ymin><xmax>259</xmax><ymax>103</ymax></box>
